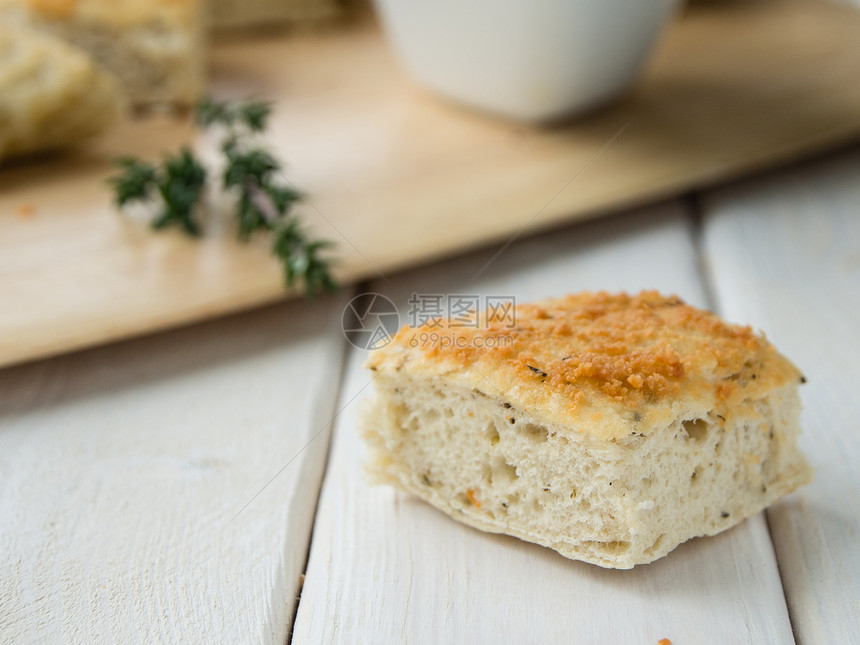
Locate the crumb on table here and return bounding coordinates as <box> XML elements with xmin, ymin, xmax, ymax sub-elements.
<box><xmin>16</xmin><ymin>203</ymin><xmax>36</xmax><ymax>218</ymax></box>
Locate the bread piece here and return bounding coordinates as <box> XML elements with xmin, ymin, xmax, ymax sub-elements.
<box><xmin>0</xmin><ymin>22</ymin><xmax>121</xmax><ymax>161</ymax></box>
<box><xmin>360</xmin><ymin>291</ymin><xmax>812</xmax><ymax>568</ymax></box>
<box><xmin>0</xmin><ymin>0</ymin><xmax>204</xmax><ymax>106</ymax></box>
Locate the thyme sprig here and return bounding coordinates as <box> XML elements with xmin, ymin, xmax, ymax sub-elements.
<box><xmin>109</xmin><ymin>97</ymin><xmax>336</xmax><ymax>297</ymax></box>
<box><xmin>274</xmin><ymin>220</ymin><xmax>337</xmax><ymax>294</ymax></box>
<box><xmin>111</xmin><ymin>149</ymin><xmax>207</xmax><ymax>236</ymax></box>
<box><xmin>196</xmin><ymin>96</ymin><xmax>271</xmax><ymax>133</ymax></box>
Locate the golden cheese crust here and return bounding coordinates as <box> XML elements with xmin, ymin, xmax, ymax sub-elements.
<box><xmin>366</xmin><ymin>291</ymin><xmax>803</xmax><ymax>440</ymax></box>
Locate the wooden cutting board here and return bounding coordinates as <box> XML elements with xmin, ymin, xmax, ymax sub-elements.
<box><xmin>2</xmin><ymin>0</ymin><xmax>860</xmax><ymax>370</ymax></box>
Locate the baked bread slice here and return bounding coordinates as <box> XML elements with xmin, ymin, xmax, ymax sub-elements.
<box><xmin>360</xmin><ymin>291</ymin><xmax>811</xmax><ymax>568</ymax></box>
<box><xmin>0</xmin><ymin>22</ymin><xmax>121</xmax><ymax>161</ymax></box>
<box><xmin>0</xmin><ymin>0</ymin><xmax>204</xmax><ymax>106</ymax></box>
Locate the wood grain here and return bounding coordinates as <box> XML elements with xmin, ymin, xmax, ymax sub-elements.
<box><xmin>3</xmin><ymin>0</ymin><xmax>860</xmax><ymax>369</ymax></box>
<box><xmin>701</xmin><ymin>148</ymin><xmax>860</xmax><ymax>645</ymax></box>
<box><xmin>293</xmin><ymin>203</ymin><xmax>796</xmax><ymax>643</ymax></box>
<box><xmin>0</xmin><ymin>293</ymin><xmax>348</xmax><ymax>643</ymax></box>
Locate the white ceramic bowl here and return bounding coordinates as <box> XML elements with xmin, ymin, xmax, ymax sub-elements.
<box><xmin>374</xmin><ymin>0</ymin><xmax>681</xmax><ymax>122</ymax></box>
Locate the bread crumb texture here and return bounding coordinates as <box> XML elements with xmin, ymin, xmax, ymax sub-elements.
<box><xmin>0</xmin><ymin>0</ymin><xmax>204</xmax><ymax>105</ymax></box>
<box><xmin>0</xmin><ymin>22</ymin><xmax>121</xmax><ymax>160</ymax></box>
<box><xmin>361</xmin><ymin>291</ymin><xmax>812</xmax><ymax>568</ymax></box>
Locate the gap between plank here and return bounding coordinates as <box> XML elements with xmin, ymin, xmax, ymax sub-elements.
<box><xmin>287</xmin><ymin>282</ymin><xmax>366</xmax><ymax>644</ymax></box>
<box><xmin>764</xmin><ymin>509</ymin><xmax>801</xmax><ymax>644</ymax></box>
<box><xmin>684</xmin><ymin>193</ymin><xmax>720</xmax><ymax>314</ymax></box>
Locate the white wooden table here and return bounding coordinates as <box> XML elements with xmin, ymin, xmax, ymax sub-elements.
<box><xmin>2</xmin><ymin>147</ymin><xmax>860</xmax><ymax>643</ymax></box>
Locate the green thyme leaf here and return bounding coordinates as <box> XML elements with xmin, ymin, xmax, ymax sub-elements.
<box><xmin>236</xmin><ymin>190</ymin><xmax>273</xmax><ymax>241</ymax></box>
<box><xmin>151</xmin><ymin>148</ymin><xmax>207</xmax><ymax>236</ymax></box>
<box><xmin>273</xmin><ymin>220</ymin><xmax>337</xmax><ymax>298</ymax></box>
<box><xmin>110</xmin><ymin>158</ymin><xmax>158</xmax><ymax>207</ymax></box>
<box><xmin>238</xmin><ymin>101</ymin><xmax>272</xmax><ymax>132</ymax></box>
<box><xmin>195</xmin><ymin>96</ymin><xmax>234</xmax><ymax>128</ymax></box>
<box><xmin>195</xmin><ymin>96</ymin><xmax>272</xmax><ymax>133</ymax></box>
<box><xmin>224</xmin><ymin>148</ymin><xmax>278</xmax><ymax>188</ymax></box>
<box><xmin>264</xmin><ymin>184</ymin><xmax>302</xmax><ymax>215</ymax></box>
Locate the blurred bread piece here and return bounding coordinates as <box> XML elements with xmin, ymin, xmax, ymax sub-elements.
<box><xmin>0</xmin><ymin>22</ymin><xmax>121</xmax><ymax>161</ymax></box>
<box><xmin>0</xmin><ymin>0</ymin><xmax>204</xmax><ymax>106</ymax></box>
<box><xmin>360</xmin><ymin>291</ymin><xmax>812</xmax><ymax>568</ymax></box>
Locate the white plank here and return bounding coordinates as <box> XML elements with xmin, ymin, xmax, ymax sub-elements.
<box><xmin>701</xmin><ymin>149</ymin><xmax>860</xmax><ymax>645</ymax></box>
<box><xmin>0</xmin><ymin>294</ymin><xmax>348</xmax><ymax>644</ymax></box>
<box><xmin>293</xmin><ymin>202</ymin><xmax>795</xmax><ymax>643</ymax></box>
